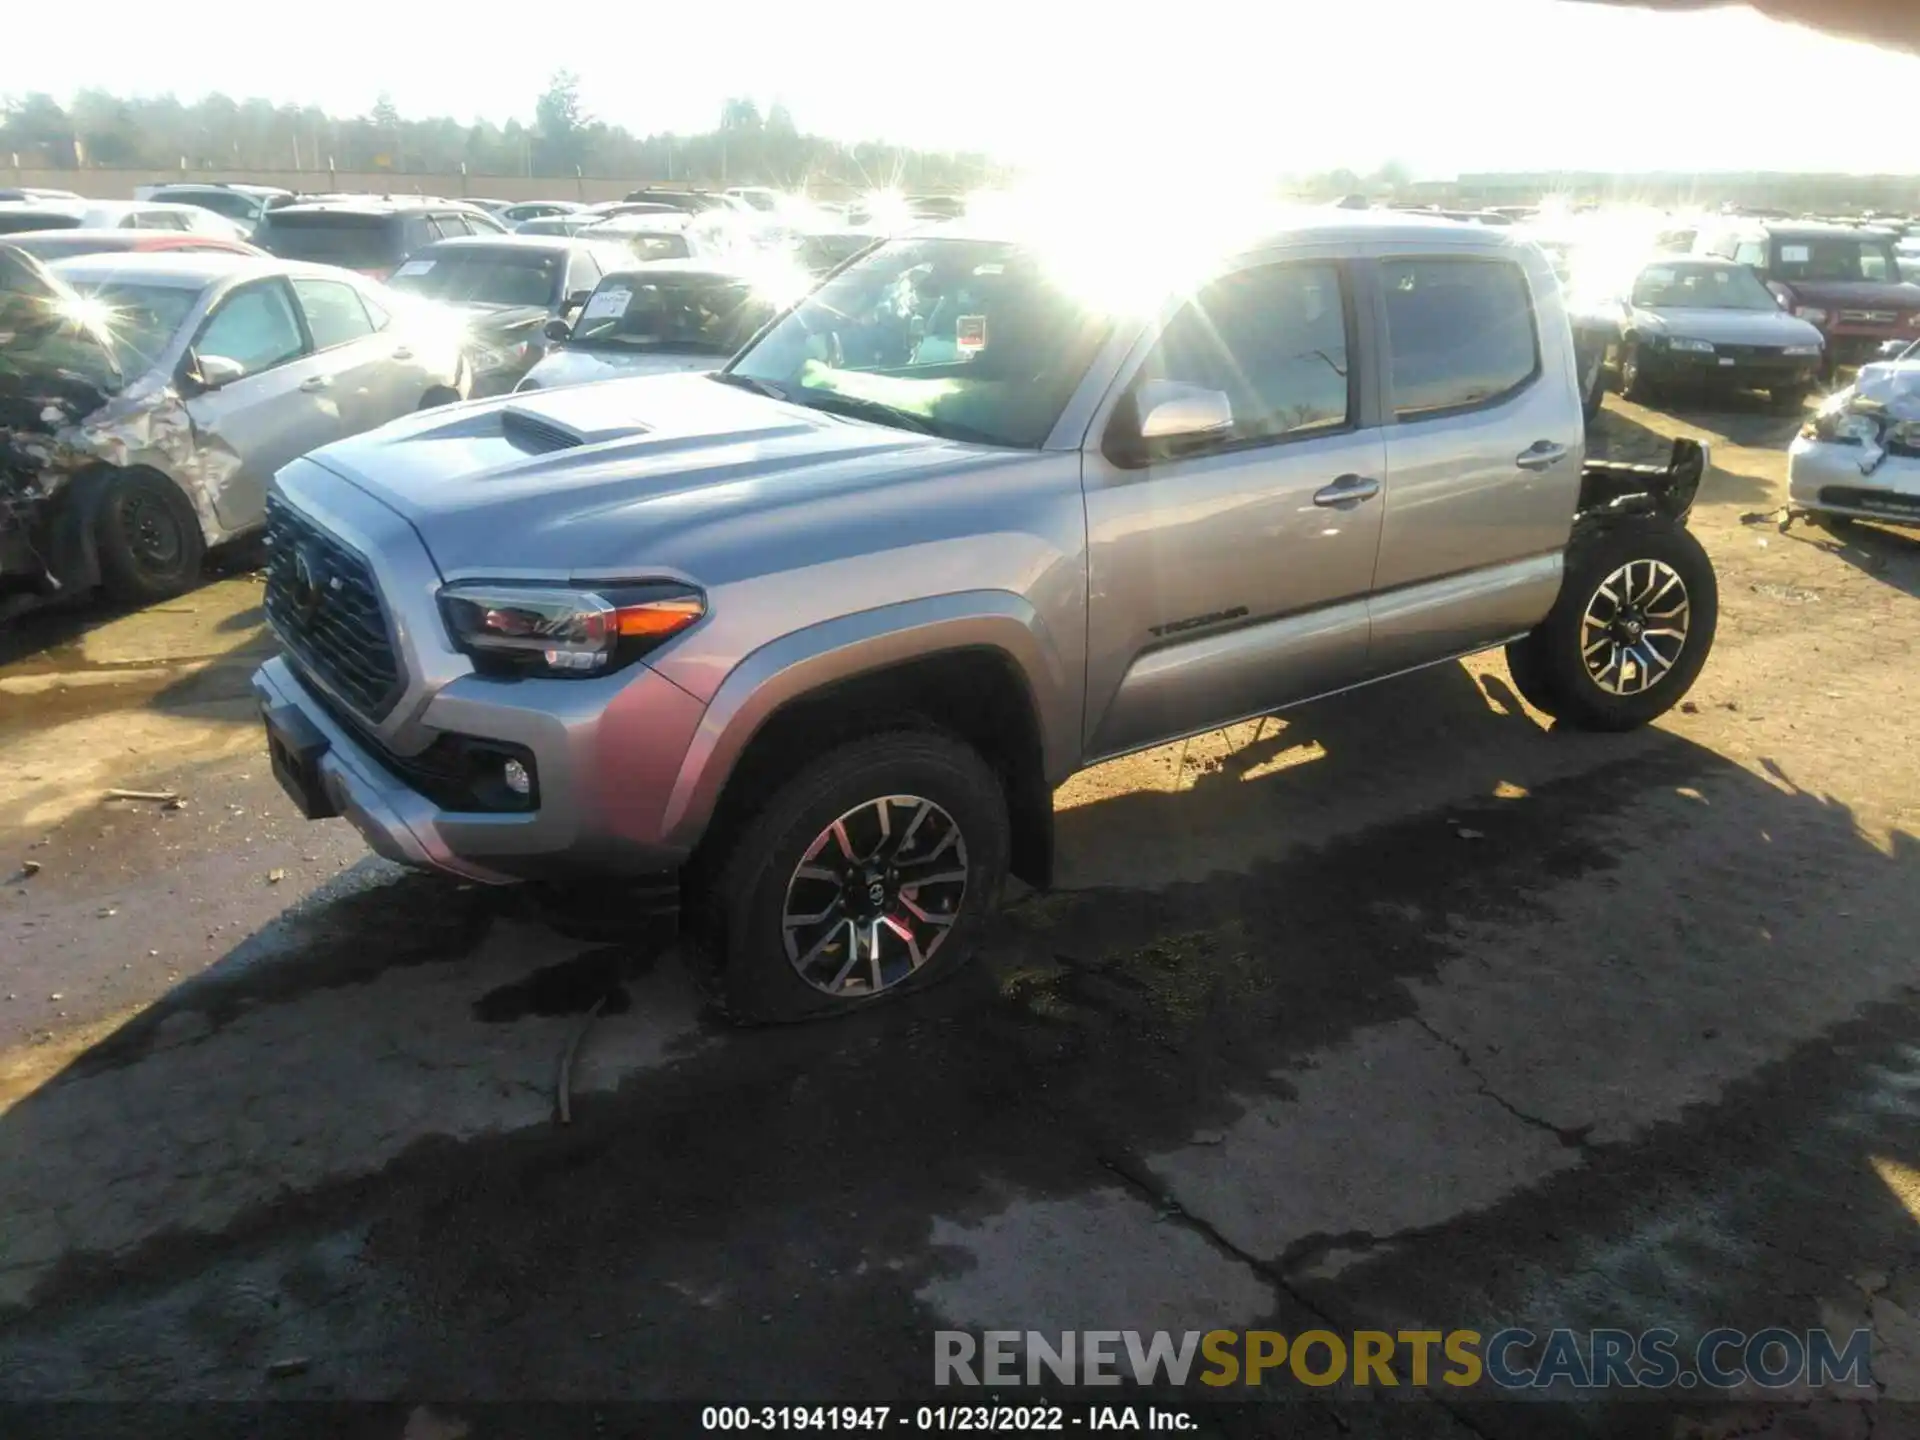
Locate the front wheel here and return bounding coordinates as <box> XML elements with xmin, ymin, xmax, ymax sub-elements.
<box><xmin>1503</xmin><ymin>520</ymin><xmax>1718</xmax><ymax>731</ymax></box>
<box><xmin>1617</xmin><ymin>342</ymin><xmax>1657</xmax><ymax>404</ymax></box>
<box><xmin>95</xmin><ymin>470</ymin><xmax>206</xmax><ymax>604</ymax></box>
<box><xmin>691</xmin><ymin>731</ymin><xmax>1010</xmax><ymax>1023</ymax></box>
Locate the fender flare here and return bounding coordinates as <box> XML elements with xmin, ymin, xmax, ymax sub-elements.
<box><xmin>656</xmin><ymin>591</ymin><xmax>1078</xmax><ymax>853</ymax></box>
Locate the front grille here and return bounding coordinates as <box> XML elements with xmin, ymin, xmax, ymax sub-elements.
<box><xmin>1712</xmin><ymin>344</ymin><xmax>1780</xmax><ymax>361</ymax></box>
<box><xmin>262</xmin><ymin>498</ymin><xmax>403</xmax><ymax>719</ymax></box>
<box><xmin>1839</xmin><ymin>310</ymin><xmax>1898</xmax><ymax>325</ymax></box>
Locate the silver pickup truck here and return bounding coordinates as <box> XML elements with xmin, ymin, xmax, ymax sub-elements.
<box><xmin>254</xmin><ymin>213</ymin><xmax>1716</xmax><ymax>1021</ymax></box>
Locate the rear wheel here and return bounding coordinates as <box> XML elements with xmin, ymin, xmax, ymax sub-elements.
<box><xmin>95</xmin><ymin>470</ymin><xmax>205</xmax><ymax>604</ymax></box>
<box><xmin>1504</xmin><ymin>519</ymin><xmax>1717</xmax><ymax>731</ymax></box>
<box><xmin>1579</xmin><ymin>342</ymin><xmax>1608</xmax><ymax>423</ymax></box>
<box><xmin>690</xmin><ymin>731</ymin><xmax>1010</xmax><ymax>1024</ymax></box>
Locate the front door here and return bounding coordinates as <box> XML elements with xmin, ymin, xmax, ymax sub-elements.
<box><xmin>183</xmin><ymin>277</ymin><xmax>341</xmax><ymax>532</ymax></box>
<box><xmin>1082</xmin><ymin>257</ymin><xmax>1388</xmax><ymax>761</ymax></box>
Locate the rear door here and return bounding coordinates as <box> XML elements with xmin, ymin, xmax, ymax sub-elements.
<box><xmin>1081</xmin><ymin>255</ymin><xmax>1388</xmax><ymax>760</ymax></box>
<box><xmin>289</xmin><ymin>275</ymin><xmax>410</xmax><ymax>435</ymax></box>
<box><xmin>1363</xmin><ymin>247</ymin><xmax>1582</xmax><ymax>677</ymax></box>
<box><xmin>181</xmin><ymin>277</ymin><xmax>342</xmax><ymax>531</ymax></box>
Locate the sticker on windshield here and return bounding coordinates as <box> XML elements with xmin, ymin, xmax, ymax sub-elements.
<box><xmin>393</xmin><ymin>258</ymin><xmax>436</xmax><ymax>277</ymax></box>
<box><xmin>956</xmin><ymin>315</ymin><xmax>987</xmax><ymax>354</ymax></box>
<box><xmin>1780</xmin><ymin>245</ymin><xmax>1811</xmax><ymax>264</ymax></box>
<box><xmin>582</xmin><ymin>286</ymin><xmax>631</xmax><ymax>321</ymax></box>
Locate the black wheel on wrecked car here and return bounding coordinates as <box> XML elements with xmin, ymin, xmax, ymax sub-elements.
<box><xmin>691</xmin><ymin>731</ymin><xmax>1010</xmax><ymax>1024</ymax></box>
<box><xmin>95</xmin><ymin>469</ymin><xmax>206</xmax><ymax>604</ymax></box>
<box><xmin>1503</xmin><ymin>519</ymin><xmax>1717</xmax><ymax>732</ymax></box>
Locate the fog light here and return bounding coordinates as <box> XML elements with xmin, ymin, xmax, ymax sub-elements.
<box><xmin>502</xmin><ymin>758</ymin><xmax>532</xmax><ymax>797</ymax></box>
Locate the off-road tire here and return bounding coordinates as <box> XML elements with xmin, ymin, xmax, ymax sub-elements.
<box><xmin>95</xmin><ymin>469</ymin><xmax>206</xmax><ymax>604</ymax></box>
<box><xmin>689</xmin><ymin>730</ymin><xmax>1010</xmax><ymax>1024</ymax></box>
<box><xmin>1503</xmin><ymin>518</ymin><xmax>1718</xmax><ymax>731</ymax></box>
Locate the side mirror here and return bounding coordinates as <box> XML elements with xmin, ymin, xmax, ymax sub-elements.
<box><xmin>188</xmin><ymin>353</ymin><xmax>247</xmax><ymax>391</ymax></box>
<box><xmin>543</xmin><ymin>317</ymin><xmax>572</xmax><ymax>343</ymax></box>
<box><xmin>1138</xmin><ymin>379</ymin><xmax>1234</xmax><ymax>443</ymax></box>
<box><xmin>1106</xmin><ymin>380</ymin><xmax>1234</xmax><ymax>468</ymax></box>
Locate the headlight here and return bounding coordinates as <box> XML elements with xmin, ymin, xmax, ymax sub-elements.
<box><xmin>469</xmin><ymin>338</ymin><xmax>537</xmax><ymax>375</ymax></box>
<box><xmin>1782</xmin><ymin>344</ymin><xmax>1822</xmax><ymax>357</ymax></box>
<box><xmin>1795</xmin><ymin>306</ymin><xmax>1829</xmax><ymax>325</ymax></box>
<box><xmin>439</xmin><ymin>582</ymin><xmax>705</xmax><ymax>677</ymax></box>
<box><xmin>1800</xmin><ymin>404</ymin><xmax>1883</xmax><ymax>446</ymax></box>
<box><xmin>1667</xmin><ymin>337</ymin><xmax>1715</xmax><ymax>354</ymax></box>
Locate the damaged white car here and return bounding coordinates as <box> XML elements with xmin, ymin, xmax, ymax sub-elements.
<box><xmin>1790</xmin><ymin>338</ymin><xmax>1920</xmax><ymax>529</ymax></box>
<box><xmin>1</xmin><ymin>246</ymin><xmax>466</xmax><ymax>616</ymax></box>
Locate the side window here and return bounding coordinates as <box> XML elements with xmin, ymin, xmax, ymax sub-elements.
<box><xmin>1733</xmin><ymin>241</ymin><xmax>1766</xmax><ymax>269</ymax></box>
<box><xmin>359</xmin><ymin>289</ymin><xmax>391</xmax><ymax>331</ymax></box>
<box><xmin>1136</xmin><ymin>262</ymin><xmax>1351</xmax><ymax>447</ymax></box>
<box><xmin>195</xmin><ymin>280</ymin><xmax>307</xmax><ymax>377</ymax></box>
<box><xmin>567</xmin><ymin>251</ymin><xmax>603</xmax><ymax>299</ymax></box>
<box><xmin>435</xmin><ymin>213</ymin><xmax>474</xmax><ymax>238</ymax></box>
<box><xmin>145</xmin><ymin>210</ymin><xmax>191</xmax><ymax>231</ymax></box>
<box><xmin>292</xmin><ymin>278</ymin><xmax>375</xmax><ymax>350</ymax></box>
<box><xmin>1380</xmin><ymin>257</ymin><xmax>1538</xmax><ymax>420</ymax></box>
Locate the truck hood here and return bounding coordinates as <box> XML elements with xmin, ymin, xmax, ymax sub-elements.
<box><xmin>1776</xmin><ymin>278</ymin><xmax>1920</xmax><ymax>311</ymax></box>
<box><xmin>1632</xmin><ymin>306</ymin><xmax>1826</xmax><ymax>347</ymax></box>
<box><xmin>302</xmin><ymin>370</ymin><xmax>1009</xmax><ymax>577</ymax></box>
<box><xmin>516</xmin><ymin>347</ymin><xmax>723</xmax><ymax>391</ymax></box>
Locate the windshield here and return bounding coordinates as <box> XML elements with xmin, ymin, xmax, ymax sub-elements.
<box><xmin>0</xmin><ymin>212</ymin><xmax>81</xmax><ymax>234</ymax></box>
<box><xmin>589</xmin><ymin>229</ymin><xmax>691</xmax><ymax>262</ymax></box>
<box><xmin>725</xmin><ymin>236</ymin><xmax>1113</xmax><ymax>448</ymax></box>
<box><xmin>67</xmin><ymin>281</ymin><xmax>199</xmax><ymax>375</ymax></box>
<box><xmin>1772</xmin><ymin>236</ymin><xmax>1901</xmax><ymax>283</ymax></box>
<box><xmin>260</xmin><ymin>215</ymin><xmax>398</xmax><ymax>268</ymax></box>
<box><xmin>2</xmin><ymin>278</ymin><xmax>195</xmax><ymax>387</ymax></box>
<box><xmin>157</xmin><ymin>190</ymin><xmax>260</xmax><ymax>223</ymax></box>
<box><xmin>1632</xmin><ymin>262</ymin><xmax>1779</xmax><ymax>310</ymax></box>
<box><xmin>569</xmin><ymin>274</ymin><xmax>771</xmax><ymax>354</ymax></box>
<box><xmin>388</xmin><ymin>248</ymin><xmax>561</xmax><ymax>308</ymax></box>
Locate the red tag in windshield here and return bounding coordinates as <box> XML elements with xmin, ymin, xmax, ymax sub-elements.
<box><xmin>956</xmin><ymin>315</ymin><xmax>987</xmax><ymax>353</ymax></box>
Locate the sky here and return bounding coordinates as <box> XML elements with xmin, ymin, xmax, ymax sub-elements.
<box><xmin>8</xmin><ymin>0</ymin><xmax>1920</xmax><ymax>178</ymax></box>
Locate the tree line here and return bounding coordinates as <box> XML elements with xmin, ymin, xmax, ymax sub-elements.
<box><xmin>1</xmin><ymin>74</ymin><xmax>1001</xmax><ymax>192</ymax></box>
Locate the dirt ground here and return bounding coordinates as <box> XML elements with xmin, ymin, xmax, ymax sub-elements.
<box><xmin>1</xmin><ymin>392</ymin><xmax>1918</xmax><ymax>1437</ymax></box>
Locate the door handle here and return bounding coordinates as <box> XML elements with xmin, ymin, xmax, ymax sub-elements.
<box><xmin>391</xmin><ymin>347</ymin><xmax>414</xmax><ymax>360</ymax></box>
<box><xmin>1515</xmin><ymin>440</ymin><xmax>1568</xmax><ymax>472</ymax></box>
<box><xmin>299</xmin><ymin>376</ymin><xmax>333</xmax><ymax>393</ymax></box>
<box><xmin>1312</xmin><ymin>474</ymin><xmax>1381</xmax><ymax>507</ymax></box>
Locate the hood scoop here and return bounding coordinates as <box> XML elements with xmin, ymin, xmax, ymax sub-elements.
<box><xmin>499</xmin><ymin>398</ymin><xmax>654</xmax><ymax>454</ymax></box>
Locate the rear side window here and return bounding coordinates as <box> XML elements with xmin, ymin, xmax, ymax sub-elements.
<box><xmin>1139</xmin><ymin>261</ymin><xmax>1351</xmax><ymax>445</ymax></box>
<box><xmin>1381</xmin><ymin>257</ymin><xmax>1537</xmax><ymax>420</ymax></box>
<box><xmin>292</xmin><ymin>278</ymin><xmax>375</xmax><ymax>349</ymax></box>
<box><xmin>137</xmin><ymin>210</ymin><xmax>189</xmax><ymax>231</ymax></box>
<box><xmin>431</xmin><ymin>213</ymin><xmax>473</xmax><ymax>239</ymax></box>
<box><xmin>260</xmin><ymin>214</ymin><xmax>402</xmax><ymax>270</ymax></box>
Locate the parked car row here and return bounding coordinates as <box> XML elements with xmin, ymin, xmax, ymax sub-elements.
<box><xmin>0</xmin><ymin>182</ymin><xmax>890</xmax><ymax>616</ymax></box>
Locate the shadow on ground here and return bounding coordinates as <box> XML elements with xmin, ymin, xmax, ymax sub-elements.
<box><xmin>0</xmin><ymin>664</ymin><xmax>1914</xmax><ymax>1437</ymax></box>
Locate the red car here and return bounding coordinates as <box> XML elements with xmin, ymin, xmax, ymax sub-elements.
<box><xmin>0</xmin><ymin>228</ymin><xmax>265</xmax><ymax>262</ymax></box>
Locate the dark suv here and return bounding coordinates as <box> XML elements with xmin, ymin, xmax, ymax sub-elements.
<box><xmin>1694</xmin><ymin>220</ymin><xmax>1920</xmax><ymax>370</ymax></box>
<box><xmin>256</xmin><ymin>200</ymin><xmax>507</xmax><ymax>282</ymax></box>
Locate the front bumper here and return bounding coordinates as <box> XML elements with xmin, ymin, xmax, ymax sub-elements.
<box><xmin>1789</xmin><ymin>436</ymin><xmax>1920</xmax><ymax>525</ymax></box>
<box><xmin>1642</xmin><ymin>349</ymin><xmax>1819</xmax><ymax>387</ymax></box>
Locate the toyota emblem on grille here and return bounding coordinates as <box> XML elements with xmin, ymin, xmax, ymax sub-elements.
<box><xmin>290</xmin><ymin>544</ymin><xmax>329</xmax><ymax>623</ymax></box>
